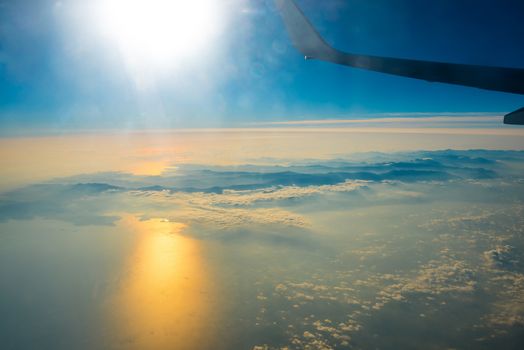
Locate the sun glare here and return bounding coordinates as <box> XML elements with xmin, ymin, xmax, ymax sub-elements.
<box><xmin>97</xmin><ymin>0</ymin><xmax>222</xmax><ymax>68</ymax></box>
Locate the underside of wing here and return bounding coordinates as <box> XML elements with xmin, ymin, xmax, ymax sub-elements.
<box><xmin>275</xmin><ymin>0</ymin><xmax>524</xmax><ymax>96</ymax></box>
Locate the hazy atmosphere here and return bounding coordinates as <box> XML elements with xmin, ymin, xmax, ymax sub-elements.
<box><xmin>2</xmin><ymin>128</ymin><xmax>524</xmax><ymax>349</ymax></box>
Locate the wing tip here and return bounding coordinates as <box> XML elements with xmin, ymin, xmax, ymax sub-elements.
<box><xmin>275</xmin><ymin>0</ymin><xmax>336</xmax><ymax>59</ymax></box>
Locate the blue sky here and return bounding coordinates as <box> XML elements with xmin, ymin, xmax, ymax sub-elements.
<box><xmin>0</xmin><ymin>0</ymin><xmax>523</xmax><ymax>130</ymax></box>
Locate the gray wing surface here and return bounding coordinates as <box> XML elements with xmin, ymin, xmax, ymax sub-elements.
<box><xmin>275</xmin><ymin>0</ymin><xmax>524</xmax><ymax>124</ymax></box>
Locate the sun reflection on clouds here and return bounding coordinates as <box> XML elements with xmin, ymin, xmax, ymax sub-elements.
<box><xmin>128</xmin><ymin>161</ymin><xmax>169</xmax><ymax>176</ymax></box>
<box><xmin>109</xmin><ymin>215</ymin><xmax>220</xmax><ymax>349</ymax></box>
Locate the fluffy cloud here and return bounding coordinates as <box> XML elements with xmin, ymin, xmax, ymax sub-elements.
<box><xmin>483</xmin><ymin>273</ymin><xmax>524</xmax><ymax>328</ymax></box>
<box><xmin>483</xmin><ymin>245</ymin><xmax>519</xmax><ymax>269</ymax></box>
<box><xmin>164</xmin><ymin>180</ymin><xmax>367</xmax><ymax>207</ymax></box>
<box><xmin>1</xmin><ymin>150</ymin><xmax>522</xmax><ymax>234</ymax></box>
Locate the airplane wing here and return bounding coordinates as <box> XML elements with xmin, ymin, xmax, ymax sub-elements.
<box><xmin>275</xmin><ymin>0</ymin><xmax>524</xmax><ymax>124</ymax></box>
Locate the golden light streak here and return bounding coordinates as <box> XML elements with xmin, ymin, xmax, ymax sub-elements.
<box><xmin>128</xmin><ymin>161</ymin><xmax>169</xmax><ymax>176</ymax></box>
<box><xmin>108</xmin><ymin>215</ymin><xmax>220</xmax><ymax>349</ymax></box>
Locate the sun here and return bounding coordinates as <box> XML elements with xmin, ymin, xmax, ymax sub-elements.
<box><xmin>97</xmin><ymin>0</ymin><xmax>222</xmax><ymax>68</ymax></box>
